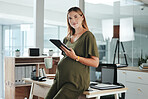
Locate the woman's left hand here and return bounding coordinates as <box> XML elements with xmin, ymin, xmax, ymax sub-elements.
<box><xmin>60</xmin><ymin>45</ymin><xmax>77</xmax><ymax>60</ymax></box>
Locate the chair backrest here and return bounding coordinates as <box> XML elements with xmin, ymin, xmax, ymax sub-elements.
<box><xmin>97</xmin><ymin>64</ymin><xmax>117</xmax><ymax>85</ymax></box>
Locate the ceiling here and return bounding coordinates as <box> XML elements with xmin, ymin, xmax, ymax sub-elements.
<box><xmin>0</xmin><ymin>0</ymin><xmax>148</xmax><ymax>27</ymax></box>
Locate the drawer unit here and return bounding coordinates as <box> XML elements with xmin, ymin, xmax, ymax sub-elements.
<box><xmin>126</xmin><ymin>82</ymin><xmax>148</xmax><ymax>97</ymax></box>
<box><xmin>126</xmin><ymin>94</ymin><xmax>147</xmax><ymax>99</ymax></box>
<box><xmin>117</xmin><ymin>67</ymin><xmax>148</xmax><ymax>99</ymax></box>
<box><xmin>126</xmin><ymin>71</ymin><xmax>148</xmax><ymax>84</ymax></box>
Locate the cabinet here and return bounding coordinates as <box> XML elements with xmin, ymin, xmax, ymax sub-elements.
<box><xmin>118</xmin><ymin>67</ymin><xmax>148</xmax><ymax>99</ymax></box>
<box><xmin>5</xmin><ymin>56</ymin><xmax>60</xmax><ymax>99</ymax></box>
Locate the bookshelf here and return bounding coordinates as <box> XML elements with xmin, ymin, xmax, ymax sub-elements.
<box><xmin>4</xmin><ymin>56</ymin><xmax>60</xmax><ymax>99</ymax></box>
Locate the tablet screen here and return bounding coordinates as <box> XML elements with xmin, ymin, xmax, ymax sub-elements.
<box><xmin>49</xmin><ymin>39</ymin><xmax>70</xmax><ymax>51</ymax></box>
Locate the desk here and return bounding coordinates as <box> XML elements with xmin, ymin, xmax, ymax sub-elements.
<box><xmin>23</xmin><ymin>78</ymin><xmax>53</xmax><ymax>99</ymax></box>
<box><xmin>5</xmin><ymin>56</ymin><xmax>60</xmax><ymax>99</ymax></box>
<box><xmin>23</xmin><ymin>78</ymin><xmax>127</xmax><ymax>99</ymax></box>
<box><xmin>84</xmin><ymin>88</ymin><xmax>127</xmax><ymax>99</ymax></box>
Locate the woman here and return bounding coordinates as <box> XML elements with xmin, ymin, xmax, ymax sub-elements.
<box><xmin>45</xmin><ymin>7</ymin><xmax>99</xmax><ymax>99</ymax></box>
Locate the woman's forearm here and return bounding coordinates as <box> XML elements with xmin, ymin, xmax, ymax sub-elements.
<box><xmin>75</xmin><ymin>56</ymin><xmax>99</xmax><ymax>67</ymax></box>
<box><xmin>60</xmin><ymin>46</ymin><xmax>99</xmax><ymax>67</ymax></box>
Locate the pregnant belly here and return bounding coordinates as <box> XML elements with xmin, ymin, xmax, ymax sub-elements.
<box><xmin>58</xmin><ymin>57</ymin><xmax>76</xmax><ymax>72</ymax></box>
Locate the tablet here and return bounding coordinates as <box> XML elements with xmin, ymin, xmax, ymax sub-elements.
<box><xmin>49</xmin><ymin>39</ymin><xmax>70</xmax><ymax>51</ymax></box>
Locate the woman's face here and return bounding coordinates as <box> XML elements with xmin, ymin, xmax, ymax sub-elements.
<box><xmin>68</xmin><ymin>11</ymin><xmax>84</xmax><ymax>29</ymax></box>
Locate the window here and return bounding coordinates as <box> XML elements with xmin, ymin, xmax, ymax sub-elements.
<box><xmin>43</xmin><ymin>0</ymin><xmax>77</xmax><ymax>56</ymax></box>
<box><xmin>43</xmin><ymin>24</ymin><xmax>67</xmax><ymax>56</ymax></box>
<box><xmin>3</xmin><ymin>24</ymin><xmax>34</xmax><ymax>56</ymax></box>
<box><xmin>85</xmin><ymin>1</ymin><xmax>113</xmax><ymax>63</ymax></box>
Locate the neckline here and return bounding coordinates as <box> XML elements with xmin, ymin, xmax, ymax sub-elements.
<box><xmin>70</xmin><ymin>31</ymin><xmax>88</xmax><ymax>44</ymax></box>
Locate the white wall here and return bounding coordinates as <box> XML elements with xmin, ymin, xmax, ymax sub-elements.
<box><xmin>0</xmin><ymin>25</ymin><xmax>3</xmax><ymax>99</ymax></box>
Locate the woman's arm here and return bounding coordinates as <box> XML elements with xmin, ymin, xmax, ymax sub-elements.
<box><xmin>60</xmin><ymin>46</ymin><xmax>99</xmax><ymax>67</ymax></box>
<box><xmin>76</xmin><ymin>55</ymin><xmax>99</xmax><ymax>67</ymax></box>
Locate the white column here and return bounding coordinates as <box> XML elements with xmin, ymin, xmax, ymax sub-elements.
<box><xmin>111</xmin><ymin>1</ymin><xmax>120</xmax><ymax>63</ymax></box>
<box><xmin>34</xmin><ymin>0</ymin><xmax>44</xmax><ymax>55</ymax></box>
<box><xmin>0</xmin><ymin>25</ymin><xmax>2</xmax><ymax>67</ymax></box>
<box><xmin>113</xmin><ymin>1</ymin><xmax>120</xmax><ymax>25</ymax></box>
<box><xmin>0</xmin><ymin>25</ymin><xmax>5</xmax><ymax>99</ymax></box>
<box><xmin>0</xmin><ymin>25</ymin><xmax>3</xmax><ymax>98</ymax></box>
<box><xmin>77</xmin><ymin>0</ymin><xmax>85</xmax><ymax>13</ymax></box>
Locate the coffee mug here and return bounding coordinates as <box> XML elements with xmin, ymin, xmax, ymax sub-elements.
<box><xmin>44</xmin><ymin>58</ymin><xmax>52</xmax><ymax>69</ymax></box>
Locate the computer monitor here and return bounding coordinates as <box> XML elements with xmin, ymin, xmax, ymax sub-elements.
<box><xmin>96</xmin><ymin>64</ymin><xmax>117</xmax><ymax>84</ymax></box>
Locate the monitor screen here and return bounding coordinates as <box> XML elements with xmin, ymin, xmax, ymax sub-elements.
<box><xmin>101</xmin><ymin>66</ymin><xmax>114</xmax><ymax>84</ymax></box>
<box><xmin>29</xmin><ymin>48</ymin><xmax>40</xmax><ymax>56</ymax></box>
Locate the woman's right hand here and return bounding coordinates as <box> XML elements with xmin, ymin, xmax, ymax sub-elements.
<box><xmin>60</xmin><ymin>45</ymin><xmax>77</xmax><ymax>60</ymax></box>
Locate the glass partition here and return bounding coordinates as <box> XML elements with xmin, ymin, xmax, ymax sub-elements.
<box><xmin>85</xmin><ymin>0</ymin><xmax>148</xmax><ymax>81</ymax></box>
<box><xmin>85</xmin><ymin>0</ymin><xmax>148</xmax><ymax>67</ymax></box>
<box><xmin>85</xmin><ymin>0</ymin><xmax>115</xmax><ymax>64</ymax></box>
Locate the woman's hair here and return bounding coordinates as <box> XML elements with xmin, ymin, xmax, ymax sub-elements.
<box><xmin>66</xmin><ymin>7</ymin><xmax>89</xmax><ymax>39</ymax></box>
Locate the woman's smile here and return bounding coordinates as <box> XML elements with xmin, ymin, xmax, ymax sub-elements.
<box><xmin>72</xmin><ymin>23</ymin><xmax>78</xmax><ymax>27</ymax></box>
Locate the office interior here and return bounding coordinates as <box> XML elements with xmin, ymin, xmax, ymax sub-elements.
<box><xmin>0</xmin><ymin>0</ymin><xmax>148</xmax><ymax>99</ymax></box>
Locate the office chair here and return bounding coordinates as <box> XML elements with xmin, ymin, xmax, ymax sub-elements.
<box><xmin>96</xmin><ymin>64</ymin><xmax>125</xmax><ymax>99</ymax></box>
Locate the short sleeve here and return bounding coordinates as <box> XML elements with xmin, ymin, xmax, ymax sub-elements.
<box><xmin>85</xmin><ymin>32</ymin><xmax>99</xmax><ymax>58</ymax></box>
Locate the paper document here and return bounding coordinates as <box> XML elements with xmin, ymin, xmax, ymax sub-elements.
<box><xmin>90</xmin><ymin>83</ymin><xmax>123</xmax><ymax>90</ymax></box>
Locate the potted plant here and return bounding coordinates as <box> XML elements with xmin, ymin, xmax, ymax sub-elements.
<box><xmin>15</xmin><ymin>49</ymin><xmax>20</xmax><ymax>57</ymax></box>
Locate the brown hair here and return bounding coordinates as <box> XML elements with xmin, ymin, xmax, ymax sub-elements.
<box><xmin>66</xmin><ymin>7</ymin><xmax>89</xmax><ymax>39</ymax></box>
